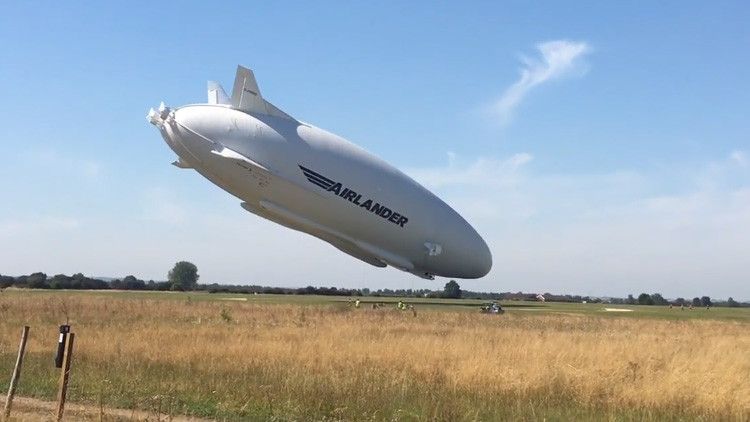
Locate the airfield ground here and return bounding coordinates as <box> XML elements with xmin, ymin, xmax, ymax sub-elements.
<box><xmin>0</xmin><ymin>289</ymin><xmax>748</xmax><ymax>421</ymax></box>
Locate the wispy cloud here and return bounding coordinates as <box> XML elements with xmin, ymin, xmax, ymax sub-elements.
<box><xmin>493</xmin><ymin>40</ymin><xmax>590</xmax><ymax>125</ymax></box>
<box><xmin>406</xmin><ymin>152</ymin><xmax>533</xmax><ymax>189</ymax></box>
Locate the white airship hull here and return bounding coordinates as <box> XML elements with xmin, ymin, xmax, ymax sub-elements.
<box><xmin>149</xmin><ymin>67</ymin><xmax>492</xmax><ymax>279</ymax></box>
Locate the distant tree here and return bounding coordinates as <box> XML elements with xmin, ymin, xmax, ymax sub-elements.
<box><xmin>168</xmin><ymin>261</ymin><xmax>199</xmax><ymax>291</ymax></box>
<box><xmin>89</xmin><ymin>278</ymin><xmax>109</xmax><ymax>290</ymax></box>
<box><xmin>650</xmin><ymin>293</ymin><xmax>668</xmax><ymax>306</ymax></box>
<box><xmin>692</xmin><ymin>297</ymin><xmax>701</xmax><ymax>307</ymax></box>
<box><xmin>443</xmin><ymin>280</ymin><xmax>462</xmax><ymax>299</ymax></box>
<box><xmin>27</xmin><ymin>272</ymin><xmax>48</xmax><ymax>289</ymax></box>
<box><xmin>123</xmin><ymin>275</ymin><xmax>146</xmax><ymax>290</ymax></box>
<box><xmin>638</xmin><ymin>293</ymin><xmax>654</xmax><ymax>305</ymax></box>
<box><xmin>110</xmin><ymin>278</ymin><xmax>123</xmax><ymax>289</ymax></box>
<box><xmin>300</xmin><ymin>286</ymin><xmax>316</xmax><ymax>295</ymax></box>
<box><xmin>625</xmin><ymin>294</ymin><xmax>636</xmax><ymax>305</ymax></box>
<box><xmin>111</xmin><ymin>275</ymin><xmax>145</xmax><ymax>290</ymax></box>
<box><xmin>148</xmin><ymin>280</ymin><xmax>171</xmax><ymax>291</ymax></box>
<box><xmin>0</xmin><ymin>275</ymin><xmax>14</xmax><ymax>289</ymax></box>
<box><xmin>700</xmin><ymin>296</ymin><xmax>712</xmax><ymax>307</ymax></box>
<box><xmin>69</xmin><ymin>273</ymin><xmax>84</xmax><ymax>289</ymax></box>
<box><xmin>674</xmin><ymin>297</ymin><xmax>686</xmax><ymax>306</ymax></box>
<box><xmin>49</xmin><ymin>274</ymin><xmax>71</xmax><ymax>289</ymax></box>
<box><xmin>727</xmin><ymin>297</ymin><xmax>739</xmax><ymax>308</ymax></box>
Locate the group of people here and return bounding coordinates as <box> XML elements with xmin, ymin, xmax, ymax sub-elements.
<box><xmin>347</xmin><ymin>299</ymin><xmax>417</xmax><ymax>316</ymax></box>
<box><xmin>669</xmin><ymin>303</ymin><xmax>710</xmax><ymax>310</ymax></box>
<box><xmin>396</xmin><ymin>301</ymin><xmax>417</xmax><ymax>316</ymax></box>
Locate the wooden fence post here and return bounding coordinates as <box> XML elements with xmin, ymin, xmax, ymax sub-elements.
<box><xmin>55</xmin><ymin>332</ymin><xmax>75</xmax><ymax>421</ymax></box>
<box><xmin>3</xmin><ymin>326</ymin><xmax>30</xmax><ymax>421</ymax></box>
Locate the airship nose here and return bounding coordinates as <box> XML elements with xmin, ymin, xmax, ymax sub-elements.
<box><xmin>436</xmin><ymin>217</ymin><xmax>493</xmax><ymax>279</ymax></box>
<box><xmin>457</xmin><ymin>229</ymin><xmax>492</xmax><ymax>278</ymax></box>
<box><xmin>472</xmin><ymin>236</ymin><xmax>493</xmax><ymax>277</ymax></box>
<box><xmin>151</xmin><ymin>105</ymin><xmax>220</xmax><ymax>167</ymax></box>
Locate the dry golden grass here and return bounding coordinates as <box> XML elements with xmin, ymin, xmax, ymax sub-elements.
<box><xmin>1</xmin><ymin>292</ymin><xmax>749</xmax><ymax>420</ymax></box>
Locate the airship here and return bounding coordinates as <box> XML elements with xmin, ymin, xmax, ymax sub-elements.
<box><xmin>147</xmin><ymin>66</ymin><xmax>491</xmax><ymax>279</ymax></box>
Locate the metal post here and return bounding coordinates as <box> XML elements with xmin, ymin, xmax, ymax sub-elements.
<box><xmin>3</xmin><ymin>326</ymin><xmax>30</xmax><ymax>421</ymax></box>
<box><xmin>55</xmin><ymin>325</ymin><xmax>70</xmax><ymax>369</ymax></box>
<box><xmin>56</xmin><ymin>332</ymin><xmax>75</xmax><ymax>421</ymax></box>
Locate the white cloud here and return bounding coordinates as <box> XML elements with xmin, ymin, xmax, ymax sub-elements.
<box><xmin>493</xmin><ymin>40</ymin><xmax>590</xmax><ymax>124</ymax></box>
<box><xmin>730</xmin><ymin>150</ymin><xmax>747</xmax><ymax>167</ymax></box>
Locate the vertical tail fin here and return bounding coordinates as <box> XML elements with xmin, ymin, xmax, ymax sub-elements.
<box><xmin>229</xmin><ymin>65</ymin><xmax>294</xmax><ymax>120</ymax></box>
<box><xmin>230</xmin><ymin>66</ymin><xmax>263</xmax><ymax>111</ymax></box>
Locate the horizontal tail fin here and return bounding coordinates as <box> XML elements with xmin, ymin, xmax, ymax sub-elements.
<box><xmin>207</xmin><ymin>81</ymin><xmax>230</xmax><ymax>105</ymax></box>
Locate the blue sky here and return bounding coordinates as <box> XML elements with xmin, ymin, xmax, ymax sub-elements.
<box><xmin>1</xmin><ymin>2</ymin><xmax>748</xmax><ymax>299</ymax></box>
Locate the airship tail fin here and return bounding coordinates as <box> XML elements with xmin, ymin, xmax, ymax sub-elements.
<box><xmin>207</xmin><ymin>81</ymin><xmax>230</xmax><ymax>105</ymax></box>
<box><xmin>230</xmin><ymin>65</ymin><xmax>295</xmax><ymax>121</ymax></box>
<box><xmin>230</xmin><ymin>66</ymin><xmax>262</xmax><ymax>109</ymax></box>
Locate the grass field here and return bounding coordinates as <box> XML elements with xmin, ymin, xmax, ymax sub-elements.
<box><xmin>1</xmin><ymin>289</ymin><xmax>749</xmax><ymax>421</ymax></box>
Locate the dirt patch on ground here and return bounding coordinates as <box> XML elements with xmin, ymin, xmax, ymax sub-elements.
<box><xmin>1</xmin><ymin>396</ymin><xmax>213</xmax><ymax>421</ymax></box>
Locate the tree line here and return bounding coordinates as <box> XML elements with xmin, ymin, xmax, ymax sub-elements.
<box><xmin>0</xmin><ymin>261</ymin><xmax>200</xmax><ymax>292</ymax></box>
<box><xmin>0</xmin><ymin>272</ymin><xmax>171</xmax><ymax>291</ymax></box>
<box><xmin>1</xmin><ymin>267</ymin><xmax>747</xmax><ymax>307</ymax></box>
<box><xmin>623</xmin><ymin>293</ymin><xmax>744</xmax><ymax>308</ymax></box>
